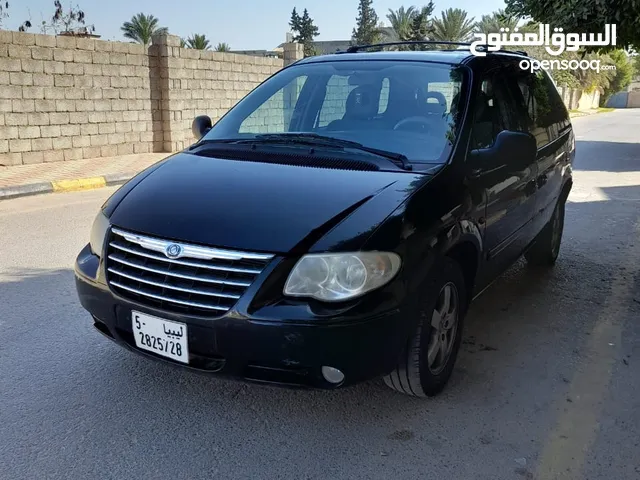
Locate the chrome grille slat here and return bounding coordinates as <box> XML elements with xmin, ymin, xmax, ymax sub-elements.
<box><xmin>109</xmin><ymin>242</ymin><xmax>262</xmax><ymax>274</ymax></box>
<box><xmin>107</xmin><ymin>254</ymin><xmax>252</xmax><ymax>287</ymax></box>
<box><xmin>109</xmin><ymin>281</ymin><xmax>229</xmax><ymax>311</ymax></box>
<box><xmin>111</xmin><ymin>227</ymin><xmax>274</xmax><ymax>261</ymax></box>
<box><xmin>107</xmin><ymin>267</ymin><xmax>242</xmax><ymax>299</ymax></box>
<box><xmin>105</xmin><ymin>228</ymin><xmax>272</xmax><ymax>316</ymax></box>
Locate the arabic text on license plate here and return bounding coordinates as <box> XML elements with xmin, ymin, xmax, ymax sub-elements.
<box><xmin>131</xmin><ymin>311</ymin><xmax>189</xmax><ymax>363</ymax></box>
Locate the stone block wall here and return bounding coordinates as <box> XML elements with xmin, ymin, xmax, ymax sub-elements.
<box><xmin>0</xmin><ymin>32</ymin><xmax>301</xmax><ymax>166</ymax></box>
<box><xmin>0</xmin><ymin>31</ymin><xmax>153</xmax><ymax>165</ymax></box>
<box><xmin>150</xmin><ymin>35</ymin><xmax>285</xmax><ymax>151</ymax></box>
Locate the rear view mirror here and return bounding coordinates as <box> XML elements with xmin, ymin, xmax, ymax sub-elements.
<box><xmin>192</xmin><ymin>115</ymin><xmax>212</xmax><ymax>140</ymax></box>
<box><xmin>469</xmin><ymin>130</ymin><xmax>536</xmax><ymax>175</ymax></box>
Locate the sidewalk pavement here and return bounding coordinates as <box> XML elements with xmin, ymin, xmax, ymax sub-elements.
<box><xmin>0</xmin><ymin>152</ymin><xmax>169</xmax><ymax>200</ymax></box>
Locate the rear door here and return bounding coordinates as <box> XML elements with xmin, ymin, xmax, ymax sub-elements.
<box><xmin>509</xmin><ymin>66</ymin><xmax>572</xmax><ymax>234</ymax></box>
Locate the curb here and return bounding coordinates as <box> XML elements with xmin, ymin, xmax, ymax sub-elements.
<box><xmin>569</xmin><ymin>109</ymin><xmax>614</xmax><ymax>119</ymax></box>
<box><xmin>0</xmin><ymin>172</ymin><xmax>136</xmax><ymax>201</ymax></box>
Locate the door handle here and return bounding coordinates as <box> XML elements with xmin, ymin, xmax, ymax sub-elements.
<box><xmin>525</xmin><ymin>180</ymin><xmax>537</xmax><ymax>196</ymax></box>
<box><xmin>537</xmin><ymin>175</ymin><xmax>547</xmax><ymax>188</ymax></box>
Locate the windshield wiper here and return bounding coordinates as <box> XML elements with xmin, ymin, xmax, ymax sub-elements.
<box><xmin>243</xmin><ymin>133</ymin><xmax>413</xmax><ymax>171</ymax></box>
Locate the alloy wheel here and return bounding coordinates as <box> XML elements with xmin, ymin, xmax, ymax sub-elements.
<box><xmin>427</xmin><ymin>282</ymin><xmax>459</xmax><ymax>375</ymax></box>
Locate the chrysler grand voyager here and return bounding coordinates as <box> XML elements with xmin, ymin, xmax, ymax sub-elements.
<box><xmin>74</xmin><ymin>43</ymin><xmax>574</xmax><ymax>397</ymax></box>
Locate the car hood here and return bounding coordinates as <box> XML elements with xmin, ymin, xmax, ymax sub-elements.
<box><xmin>109</xmin><ymin>152</ymin><xmax>426</xmax><ymax>254</ymax></box>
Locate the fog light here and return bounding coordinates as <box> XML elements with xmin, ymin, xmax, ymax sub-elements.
<box><xmin>321</xmin><ymin>366</ymin><xmax>345</xmax><ymax>384</ymax></box>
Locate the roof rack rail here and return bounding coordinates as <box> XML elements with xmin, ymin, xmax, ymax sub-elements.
<box><xmin>341</xmin><ymin>41</ymin><xmax>527</xmax><ymax>57</ymax></box>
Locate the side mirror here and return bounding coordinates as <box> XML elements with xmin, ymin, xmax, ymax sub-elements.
<box><xmin>192</xmin><ymin>115</ymin><xmax>212</xmax><ymax>140</ymax></box>
<box><xmin>469</xmin><ymin>130</ymin><xmax>537</xmax><ymax>175</ymax></box>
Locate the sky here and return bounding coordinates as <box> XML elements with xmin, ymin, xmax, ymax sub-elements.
<box><xmin>4</xmin><ymin>0</ymin><xmax>507</xmax><ymax>50</ymax></box>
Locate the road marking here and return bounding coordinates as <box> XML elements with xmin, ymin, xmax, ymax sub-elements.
<box><xmin>535</xmin><ymin>220</ymin><xmax>639</xmax><ymax>480</ymax></box>
<box><xmin>51</xmin><ymin>177</ymin><xmax>106</xmax><ymax>193</ymax></box>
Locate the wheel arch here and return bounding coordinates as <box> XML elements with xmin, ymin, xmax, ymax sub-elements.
<box><xmin>443</xmin><ymin>238</ymin><xmax>480</xmax><ymax>311</ymax></box>
<box><xmin>560</xmin><ymin>177</ymin><xmax>573</xmax><ymax>204</ymax></box>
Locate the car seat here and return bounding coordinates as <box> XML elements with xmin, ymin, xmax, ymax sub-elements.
<box><xmin>326</xmin><ymin>85</ymin><xmax>379</xmax><ymax>131</ymax></box>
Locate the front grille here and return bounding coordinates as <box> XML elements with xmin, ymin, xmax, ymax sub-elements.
<box><xmin>105</xmin><ymin>227</ymin><xmax>274</xmax><ymax>317</ymax></box>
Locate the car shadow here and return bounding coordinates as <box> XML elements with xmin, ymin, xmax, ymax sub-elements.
<box><xmin>574</xmin><ymin>140</ymin><xmax>640</xmax><ymax>172</ymax></box>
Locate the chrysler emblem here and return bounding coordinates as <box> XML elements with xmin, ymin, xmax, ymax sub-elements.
<box><xmin>165</xmin><ymin>243</ymin><xmax>183</xmax><ymax>259</ymax></box>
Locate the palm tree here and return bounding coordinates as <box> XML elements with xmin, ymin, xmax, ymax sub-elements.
<box><xmin>215</xmin><ymin>42</ymin><xmax>231</xmax><ymax>52</ymax></box>
<box><xmin>431</xmin><ymin>8</ymin><xmax>475</xmax><ymax>43</ymax></box>
<box><xmin>187</xmin><ymin>33</ymin><xmax>211</xmax><ymax>50</ymax></box>
<box><xmin>121</xmin><ymin>13</ymin><xmax>168</xmax><ymax>46</ymax></box>
<box><xmin>385</xmin><ymin>6</ymin><xmax>416</xmax><ymax>42</ymax></box>
<box><xmin>475</xmin><ymin>9</ymin><xmax>519</xmax><ymax>34</ymax></box>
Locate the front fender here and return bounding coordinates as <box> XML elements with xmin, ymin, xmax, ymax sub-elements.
<box><xmin>362</xmin><ymin>176</ymin><xmax>483</xmax><ymax>305</ymax></box>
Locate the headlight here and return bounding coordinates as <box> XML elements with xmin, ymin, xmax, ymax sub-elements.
<box><xmin>283</xmin><ymin>252</ymin><xmax>401</xmax><ymax>302</ymax></box>
<box><xmin>89</xmin><ymin>210</ymin><xmax>110</xmax><ymax>257</ymax></box>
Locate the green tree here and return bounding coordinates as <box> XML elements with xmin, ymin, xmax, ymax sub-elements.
<box><xmin>215</xmin><ymin>42</ymin><xmax>231</xmax><ymax>52</ymax></box>
<box><xmin>408</xmin><ymin>5</ymin><xmax>435</xmax><ymax>49</ymax></box>
<box><xmin>289</xmin><ymin>7</ymin><xmax>320</xmax><ymax>57</ymax></box>
<box><xmin>352</xmin><ymin>0</ymin><xmax>381</xmax><ymax>45</ymax></box>
<box><xmin>289</xmin><ymin>7</ymin><xmax>302</xmax><ymax>35</ymax></box>
<box><xmin>187</xmin><ymin>33</ymin><xmax>211</xmax><ymax>50</ymax></box>
<box><xmin>121</xmin><ymin>13</ymin><xmax>168</xmax><ymax>46</ymax></box>
<box><xmin>573</xmin><ymin>51</ymin><xmax>616</xmax><ymax>91</ymax></box>
<box><xmin>505</xmin><ymin>0</ymin><xmax>640</xmax><ymax>51</ymax></box>
<box><xmin>431</xmin><ymin>8</ymin><xmax>475</xmax><ymax>43</ymax></box>
<box><xmin>475</xmin><ymin>9</ymin><xmax>519</xmax><ymax>34</ymax></box>
<box><xmin>602</xmin><ymin>50</ymin><xmax>634</xmax><ymax>100</ymax></box>
<box><xmin>386</xmin><ymin>6</ymin><xmax>417</xmax><ymax>42</ymax></box>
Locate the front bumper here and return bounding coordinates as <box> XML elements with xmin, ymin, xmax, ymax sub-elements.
<box><xmin>74</xmin><ymin>244</ymin><xmax>410</xmax><ymax>389</ymax></box>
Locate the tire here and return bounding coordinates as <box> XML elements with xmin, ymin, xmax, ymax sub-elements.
<box><xmin>383</xmin><ymin>257</ymin><xmax>467</xmax><ymax>398</ymax></box>
<box><xmin>525</xmin><ymin>196</ymin><xmax>566</xmax><ymax>266</ymax></box>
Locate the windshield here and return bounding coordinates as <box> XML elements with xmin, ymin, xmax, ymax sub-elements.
<box><xmin>202</xmin><ymin>60</ymin><xmax>468</xmax><ymax>164</ymax></box>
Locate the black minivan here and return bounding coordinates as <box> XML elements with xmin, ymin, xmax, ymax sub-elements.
<box><xmin>75</xmin><ymin>44</ymin><xmax>574</xmax><ymax>397</ymax></box>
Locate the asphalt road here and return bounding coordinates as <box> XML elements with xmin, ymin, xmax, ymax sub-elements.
<box><xmin>1</xmin><ymin>109</ymin><xmax>639</xmax><ymax>480</ymax></box>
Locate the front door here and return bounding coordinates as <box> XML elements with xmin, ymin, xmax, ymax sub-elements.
<box><xmin>468</xmin><ymin>65</ymin><xmax>539</xmax><ymax>288</ymax></box>
<box><xmin>509</xmin><ymin>67</ymin><xmax>573</xmax><ymax>234</ymax></box>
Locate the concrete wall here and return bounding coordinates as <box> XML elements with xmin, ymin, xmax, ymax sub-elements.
<box><xmin>604</xmin><ymin>90</ymin><xmax>640</xmax><ymax>108</ymax></box>
<box><xmin>577</xmin><ymin>89</ymin><xmax>600</xmax><ymax>111</ymax></box>
<box><xmin>605</xmin><ymin>92</ymin><xmax>628</xmax><ymax>108</ymax></box>
<box><xmin>627</xmin><ymin>91</ymin><xmax>640</xmax><ymax>108</ymax></box>
<box><xmin>555</xmin><ymin>86</ymin><xmax>600</xmax><ymax>111</ymax></box>
<box><xmin>0</xmin><ymin>32</ymin><xmax>301</xmax><ymax>166</ymax></box>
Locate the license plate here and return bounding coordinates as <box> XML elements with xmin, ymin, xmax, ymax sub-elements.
<box><xmin>131</xmin><ymin>311</ymin><xmax>189</xmax><ymax>364</ymax></box>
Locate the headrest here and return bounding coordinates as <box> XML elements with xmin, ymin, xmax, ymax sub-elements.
<box><xmin>425</xmin><ymin>91</ymin><xmax>447</xmax><ymax>115</ymax></box>
<box><xmin>344</xmin><ymin>85</ymin><xmax>378</xmax><ymax>119</ymax></box>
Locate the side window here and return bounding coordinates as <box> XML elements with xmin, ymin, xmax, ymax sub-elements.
<box><xmin>513</xmin><ymin>70</ymin><xmax>549</xmax><ymax>147</ymax></box>
<box><xmin>470</xmin><ymin>71</ymin><xmax>522</xmax><ymax>150</ymax></box>
<box><xmin>512</xmin><ymin>68</ymin><xmax>567</xmax><ymax>148</ymax></box>
<box><xmin>239</xmin><ymin>76</ymin><xmax>308</xmax><ymax>134</ymax></box>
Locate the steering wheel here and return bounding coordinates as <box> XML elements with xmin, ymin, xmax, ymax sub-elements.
<box><xmin>393</xmin><ymin>116</ymin><xmax>433</xmax><ymax>133</ymax></box>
